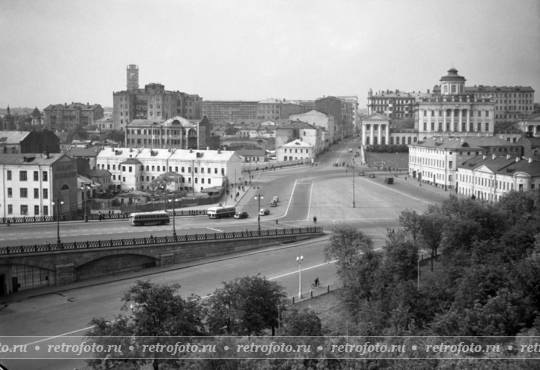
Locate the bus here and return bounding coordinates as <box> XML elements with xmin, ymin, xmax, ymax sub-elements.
<box><xmin>130</xmin><ymin>211</ymin><xmax>170</xmax><ymax>226</ymax></box>
<box><xmin>207</xmin><ymin>206</ymin><xmax>236</xmax><ymax>219</ymax></box>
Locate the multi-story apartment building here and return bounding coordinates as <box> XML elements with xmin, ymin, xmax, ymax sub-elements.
<box><xmin>96</xmin><ymin>147</ymin><xmax>242</xmax><ymax>192</ymax></box>
<box><xmin>434</xmin><ymin>84</ymin><xmax>535</xmax><ymax>124</ymax></box>
<box><xmin>257</xmin><ymin>98</ymin><xmax>282</xmax><ymax>120</ymax></box>
<box><xmin>43</xmin><ymin>103</ymin><xmax>104</xmax><ymax>131</ymax></box>
<box><xmin>113</xmin><ymin>65</ymin><xmax>202</xmax><ymax>131</ymax></box>
<box><xmin>457</xmin><ymin>154</ymin><xmax>540</xmax><ymax>201</ymax></box>
<box><xmin>408</xmin><ymin>136</ymin><xmax>522</xmax><ymax>190</ymax></box>
<box><xmin>337</xmin><ymin>96</ymin><xmax>360</xmax><ymax>135</ymax></box>
<box><xmin>202</xmin><ymin>101</ymin><xmax>258</xmax><ymax>123</ymax></box>
<box><xmin>289</xmin><ymin>110</ymin><xmax>334</xmax><ymax>147</ymax></box>
<box><xmin>0</xmin><ymin>153</ymin><xmax>77</xmax><ymax>217</ymax></box>
<box><xmin>315</xmin><ymin>96</ymin><xmax>355</xmax><ymax>140</ymax></box>
<box><xmin>124</xmin><ymin>116</ymin><xmax>212</xmax><ymax>150</ymax></box>
<box><xmin>367</xmin><ymin>89</ymin><xmax>431</xmax><ymax>119</ymax></box>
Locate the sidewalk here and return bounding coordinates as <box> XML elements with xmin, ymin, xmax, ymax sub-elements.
<box><xmin>396</xmin><ymin>175</ymin><xmax>459</xmax><ymax>198</ymax></box>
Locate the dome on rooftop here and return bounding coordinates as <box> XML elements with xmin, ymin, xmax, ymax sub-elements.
<box><xmin>440</xmin><ymin>68</ymin><xmax>466</xmax><ymax>82</ymax></box>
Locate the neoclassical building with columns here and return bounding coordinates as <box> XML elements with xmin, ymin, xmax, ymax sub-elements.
<box><xmin>362</xmin><ymin>68</ymin><xmax>497</xmax><ymax>146</ymax></box>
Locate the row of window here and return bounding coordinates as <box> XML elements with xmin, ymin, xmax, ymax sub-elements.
<box><xmin>283</xmin><ymin>148</ymin><xmax>310</xmax><ymax>153</ymax></box>
<box><xmin>410</xmin><ymin>157</ymin><xmax>454</xmax><ymax>169</ymax></box>
<box><xmin>98</xmin><ymin>163</ymin><xmax>225</xmax><ymax>175</ymax></box>
<box><xmin>114</xmin><ymin>175</ymin><xmax>212</xmax><ymax>185</ymax></box>
<box><xmin>127</xmin><ymin>139</ymin><xmax>185</xmax><ymax>145</ymax></box>
<box><xmin>424</xmin><ymin>110</ymin><xmax>490</xmax><ymax>117</ymax></box>
<box><xmin>6</xmin><ymin>205</ymin><xmax>49</xmax><ymax>216</ymax></box>
<box><xmin>7</xmin><ymin>188</ymin><xmax>48</xmax><ymax>199</ymax></box>
<box><xmin>422</xmin><ymin>122</ymin><xmax>490</xmax><ymax>132</ymax></box>
<box><xmin>6</xmin><ymin>170</ymin><xmax>48</xmax><ymax>182</ymax></box>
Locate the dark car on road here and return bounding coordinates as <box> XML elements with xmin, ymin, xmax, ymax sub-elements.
<box><xmin>369</xmin><ymin>173</ymin><xmax>375</xmax><ymax>178</ymax></box>
<box><xmin>259</xmin><ymin>208</ymin><xmax>270</xmax><ymax>216</ymax></box>
<box><xmin>234</xmin><ymin>211</ymin><xmax>249</xmax><ymax>219</ymax></box>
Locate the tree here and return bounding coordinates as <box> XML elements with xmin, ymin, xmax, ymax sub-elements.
<box><xmin>398</xmin><ymin>209</ymin><xmax>422</xmax><ymax>244</ymax></box>
<box><xmin>417</xmin><ymin>208</ymin><xmax>445</xmax><ymax>271</ymax></box>
<box><xmin>85</xmin><ymin>280</ymin><xmax>205</xmax><ymax>370</ymax></box>
<box><xmin>324</xmin><ymin>224</ymin><xmax>381</xmax><ymax>317</ymax></box>
<box><xmin>205</xmin><ymin>275</ymin><xmax>287</xmax><ymax>336</ymax></box>
<box><xmin>279</xmin><ymin>308</ymin><xmax>324</xmax><ymax>336</ymax></box>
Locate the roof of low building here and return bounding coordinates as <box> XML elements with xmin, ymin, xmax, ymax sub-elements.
<box><xmin>0</xmin><ymin>131</ymin><xmax>31</xmax><ymax>144</ymax></box>
<box><xmin>65</xmin><ymin>147</ymin><xmax>100</xmax><ymax>157</ymax></box>
<box><xmin>0</xmin><ymin>153</ymin><xmax>69</xmax><ymax>165</ymax></box>
<box><xmin>120</xmin><ymin>158</ymin><xmax>142</xmax><ymax>165</ymax></box>
<box><xmin>81</xmin><ymin>169</ymin><xmax>111</xmax><ymax>177</ymax></box>
<box><xmin>413</xmin><ymin>136</ymin><xmax>521</xmax><ymax>149</ymax></box>
<box><xmin>236</xmin><ymin>149</ymin><xmax>266</xmax><ymax>156</ymax></box>
<box><xmin>279</xmin><ymin>139</ymin><xmax>313</xmax><ymax>148</ymax></box>
<box><xmin>458</xmin><ymin>155</ymin><xmax>517</xmax><ymax>171</ymax></box>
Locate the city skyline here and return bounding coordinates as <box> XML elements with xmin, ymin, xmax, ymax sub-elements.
<box><xmin>0</xmin><ymin>0</ymin><xmax>539</xmax><ymax>110</ymax></box>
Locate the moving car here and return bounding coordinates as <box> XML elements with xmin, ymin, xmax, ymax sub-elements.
<box><xmin>259</xmin><ymin>208</ymin><xmax>270</xmax><ymax>216</ymax></box>
<box><xmin>384</xmin><ymin>177</ymin><xmax>394</xmax><ymax>184</ymax></box>
<box><xmin>369</xmin><ymin>173</ymin><xmax>375</xmax><ymax>178</ymax></box>
<box><xmin>270</xmin><ymin>200</ymin><xmax>277</xmax><ymax>207</ymax></box>
<box><xmin>234</xmin><ymin>211</ymin><xmax>249</xmax><ymax>219</ymax></box>
<box><xmin>359</xmin><ymin>171</ymin><xmax>364</xmax><ymax>176</ymax></box>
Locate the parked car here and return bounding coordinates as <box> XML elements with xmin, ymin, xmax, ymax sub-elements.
<box><xmin>369</xmin><ymin>173</ymin><xmax>375</xmax><ymax>178</ymax></box>
<box><xmin>270</xmin><ymin>200</ymin><xmax>277</xmax><ymax>207</ymax></box>
<box><xmin>359</xmin><ymin>171</ymin><xmax>364</xmax><ymax>176</ymax></box>
<box><xmin>234</xmin><ymin>211</ymin><xmax>249</xmax><ymax>219</ymax></box>
<box><xmin>384</xmin><ymin>177</ymin><xmax>394</xmax><ymax>184</ymax></box>
<box><xmin>259</xmin><ymin>208</ymin><xmax>270</xmax><ymax>216</ymax></box>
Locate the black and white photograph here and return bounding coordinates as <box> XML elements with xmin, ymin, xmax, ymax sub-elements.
<box><xmin>1</xmin><ymin>0</ymin><xmax>540</xmax><ymax>369</ymax></box>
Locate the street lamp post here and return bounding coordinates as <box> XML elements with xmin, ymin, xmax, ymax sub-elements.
<box><xmin>296</xmin><ymin>255</ymin><xmax>303</xmax><ymax>299</ymax></box>
<box><xmin>53</xmin><ymin>196</ymin><xmax>64</xmax><ymax>244</ymax></box>
<box><xmin>254</xmin><ymin>192</ymin><xmax>264</xmax><ymax>232</ymax></box>
<box><xmin>352</xmin><ymin>162</ymin><xmax>356</xmax><ymax>208</ymax></box>
<box><xmin>81</xmin><ymin>185</ymin><xmax>88</xmax><ymax>222</ymax></box>
<box><xmin>417</xmin><ymin>254</ymin><xmax>422</xmax><ymax>289</ymax></box>
<box><xmin>169</xmin><ymin>196</ymin><xmax>177</xmax><ymax>237</ymax></box>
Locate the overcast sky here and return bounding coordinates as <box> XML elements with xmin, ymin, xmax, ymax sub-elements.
<box><xmin>0</xmin><ymin>0</ymin><xmax>539</xmax><ymax>110</ymax></box>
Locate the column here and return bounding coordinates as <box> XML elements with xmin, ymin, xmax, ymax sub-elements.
<box><xmin>466</xmin><ymin>109</ymin><xmax>470</xmax><ymax>133</ymax></box>
<box><xmin>385</xmin><ymin>124</ymin><xmax>390</xmax><ymax>144</ymax></box>
<box><xmin>451</xmin><ymin>109</ymin><xmax>455</xmax><ymax>132</ymax></box>
<box><xmin>362</xmin><ymin>124</ymin><xmax>366</xmax><ymax>145</ymax></box>
<box><xmin>458</xmin><ymin>109</ymin><xmax>463</xmax><ymax>133</ymax></box>
<box><xmin>370</xmin><ymin>124</ymin><xmax>374</xmax><ymax>145</ymax></box>
<box><xmin>443</xmin><ymin>109</ymin><xmax>447</xmax><ymax>132</ymax></box>
<box><xmin>378</xmin><ymin>124</ymin><xmax>382</xmax><ymax>145</ymax></box>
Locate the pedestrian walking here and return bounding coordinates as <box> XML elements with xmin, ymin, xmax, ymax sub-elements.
<box><xmin>275</xmin><ymin>219</ymin><xmax>278</xmax><ymax>226</ymax></box>
<box><xmin>98</xmin><ymin>212</ymin><xmax>103</xmax><ymax>221</ymax></box>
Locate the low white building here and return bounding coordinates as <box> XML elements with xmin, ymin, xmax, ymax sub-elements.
<box><xmin>457</xmin><ymin>154</ymin><xmax>540</xmax><ymax>201</ymax></box>
<box><xmin>96</xmin><ymin>147</ymin><xmax>242</xmax><ymax>193</ymax></box>
<box><xmin>289</xmin><ymin>110</ymin><xmax>335</xmax><ymax>147</ymax></box>
<box><xmin>276</xmin><ymin>139</ymin><xmax>314</xmax><ymax>163</ymax></box>
<box><xmin>408</xmin><ymin>136</ymin><xmax>522</xmax><ymax>190</ymax></box>
<box><xmin>0</xmin><ymin>153</ymin><xmax>78</xmax><ymax>218</ymax></box>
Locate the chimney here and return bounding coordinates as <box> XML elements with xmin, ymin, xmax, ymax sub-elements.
<box><xmin>492</xmin><ymin>153</ymin><xmax>496</xmax><ymax>160</ymax></box>
<box><xmin>529</xmin><ymin>157</ymin><xmax>533</xmax><ymax>163</ymax></box>
<box><xmin>515</xmin><ymin>157</ymin><xmax>520</xmax><ymax>163</ymax></box>
<box><xmin>482</xmin><ymin>154</ymin><xmax>487</xmax><ymax>160</ymax></box>
<box><xmin>507</xmin><ymin>154</ymin><xmax>511</xmax><ymax>160</ymax></box>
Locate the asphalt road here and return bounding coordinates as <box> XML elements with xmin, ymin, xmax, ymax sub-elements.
<box><xmin>0</xmin><ymin>138</ymin><xmax>450</xmax><ymax>370</ymax></box>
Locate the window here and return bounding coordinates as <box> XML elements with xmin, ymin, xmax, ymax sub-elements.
<box><xmin>43</xmin><ymin>206</ymin><xmax>48</xmax><ymax>216</ymax></box>
<box><xmin>7</xmin><ymin>170</ymin><xmax>12</xmax><ymax>180</ymax></box>
<box><xmin>20</xmin><ymin>188</ymin><xmax>28</xmax><ymax>198</ymax></box>
<box><xmin>8</xmin><ymin>205</ymin><xmax>12</xmax><ymax>214</ymax></box>
<box><xmin>129</xmin><ymin>166</ymin><xmax>132</xmax><ymax>173</ymax></box>
<box><xmin>208</xmin><ymin>178</ymin><xmax>211</xmax><ymax>184</ymax></box>
<box><xmin>7</xmin><ymin>188</ymin><xmax>12</xmax><ymax>198</ymax></box>
<box><xmin>34</xmin><ymin>171</ymin><xmax>39</xmax><ymax>181</ymax></box>
<box><xmin>122</xmin><ymin>166</ymin><xmax>126</xmax><ymax>171</ymax></box>
<box><xmin>20</xmin><ymin>171</ymin><xmax>27</xmax><ymax>181</ymax></box>
<box><xmin>34</xmin><ymin>188</ymin><xmax>39</xmax><ymax>199</ymax></box>
<box><xmin>43</xmin><ymin>188</ymin><xmax>48</xmax><ymax>199</ymax></box>
<box><xmin>485</xmin><ymin>122</ymin><xmax>489</xmax><ymax>131</ymax></box>
<box><xmin>34</xmin><ymin>205</ymin><xmax>39</xmax><ymax>215</ymax></box>
<box><xmin>21</xmin><ymin>205</ymin><xmax>28</xmax><ymax>215</ymax></box>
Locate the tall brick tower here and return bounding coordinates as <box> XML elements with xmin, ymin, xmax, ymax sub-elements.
<box><xmin>126</xmin><ymin>64</ymin><xmax>139</xmax><ymax>92</ymax></box>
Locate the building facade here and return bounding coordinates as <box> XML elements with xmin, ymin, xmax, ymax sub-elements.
<box><xmin>434</xmin><ymin>85</ymin><xmax>535</xmax><ymax>124</ymax></box>
<box><xmin>96</xmin><ymin>147</ymin><xmax>242</xmax><ymax>192</ymax></box>
<box><xmin>408</xmin><ymin>136</ymin><xmax>522</xmax><ymax>190</ymax></box>
<box><xmin>315</xmin><ymin>96</ymin><xmax>355</xmax><ymax>140</ymax></box>
<box><xmin>275</xmin><ymin>121</ymin><xmax>323</xmax><ymax>156</ymax></box>
<box><xmin>289</xmin><ymin>110</ymin><xmax>335</xmax><ymax>147</ymax></box>
<box><xmin>124</xmin><ymin>116</ymin><xmax>211</xmax><ymax>150</ymax></box>
<box><xmin>367</xmin><ymin>89</ymin><xmax>431</xmax><ymax>119</ymax></box>
<box><xmin>457</xmin><ymin>155</ymin><xmax>540</xmax><ymax>201</ymax></box>
<box><xmin>0</xmin><ymin>153</ymin><xmax>78</xmax><ymax>218</ymax></box>
<box><xmin>43</xmin><ymin>103</ymin><xmax>104</xmax><ymax>131</ymax></box>
<box><xmin>257</xmin><ymin>98</ymin><xmax>282</xmax><ymax>120</ymax></box>
<box><xmin>276</xmin><ymin>139</ymin><xmax>314</xmax><ymax>163</ymax></box>
<box><xmin>113</xmin><ymin>66</ymin><xmax>202</xmax><ymax>131</ymax></box>
<box><xmin>201</xmin><ymin>101</ymin><xmax>258</xmax><ymax>123</ymax></box>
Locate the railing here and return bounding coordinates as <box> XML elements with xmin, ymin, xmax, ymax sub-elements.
<box><xmin>0</xmin><ymin>210</ymin><xmax>208</xmax><ymax>225</ymax></box>
<box><xmin>0</xmin><ymin>227</ymin><xmax>324</xmax><ymax>255</ymax></box>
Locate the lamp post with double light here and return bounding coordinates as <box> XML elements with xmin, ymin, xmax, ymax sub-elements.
<box><xmin>254</xmin><ymin>191</ymin><xmax>263</xmax><ymax>232</ymax></box>
<box><xmin>296</xmin><ymin>255</ymin><xmax>303</xmax><ymax>299</ymax></box>
<box><xmin>352</xmin><ymin>161</ymin><xmax>356</xmax><ymax>208</ymax></box>
<box><xmin>52</xmin><ymin>196</ymin><xmax>64</xmax><ymax>244</ymax></box>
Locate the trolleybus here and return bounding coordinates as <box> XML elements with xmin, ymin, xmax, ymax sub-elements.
<box><xmin>130</xmin><ymin>211</ymin><xmax>170</xmax><ymax>226</ymax></box>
